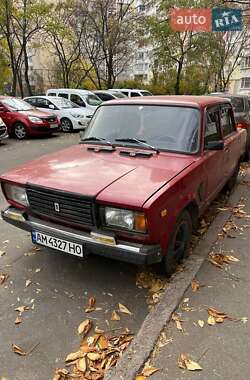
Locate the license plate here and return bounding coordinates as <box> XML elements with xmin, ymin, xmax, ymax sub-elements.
<box><xmin>31</xmin><ymin>231</ymin><xmax>84</xmax><ymax>257</ymax></box>
<box><xmin>50</xmin><ymin>123</ymin><xmax>58</xmax><ymax>129</ymax></box>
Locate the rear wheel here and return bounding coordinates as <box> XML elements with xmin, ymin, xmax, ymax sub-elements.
<box><xmin>160</xmin><ymin>210</ymin><xmax>192</xmax><ymax>277</ymax></box>
<box><xmin>13</xmin><ymin>123</ymin><xmax>27</xmax><ymax>140</ymax></box>
<box><xmin>61</xmin><ymin>118</ymin><xmax>73</xmax><ymax>132</ymax></box>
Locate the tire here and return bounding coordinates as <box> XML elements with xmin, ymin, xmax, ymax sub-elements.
<box><xmin>160</xmin><ymin>210</ymin><xmax>192</xmax><ymax>277</ymax></box>
<box><xmin>225</xmin><ymin>162</ymin><xmax>240</xmax><ymax>192</ymax></box>
<box><xmin>13</xmin><ymin>123</ymin><xmax>27</xmax><ymax>140</ymax></box>
<box><xmin>60</xmin><ymin>118</ymin><xmax>73</xmax><ymax>132</ymax></box>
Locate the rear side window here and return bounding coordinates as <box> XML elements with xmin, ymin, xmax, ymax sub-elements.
<box><xmin>121</xmin><ymin>91</ymin><xmax>129</xmax><ymax>96</ymax></box>
<box><xmin>70</xmin><ymin>94</ymin><xmax>86</xmax><ymax>107</ymax></box>
<box><xmin>58</xmin><ymin>93</ymin><xmax>68</xmax><ymax>99</ymax></box>
<box><xmin>205</xmin><ymin>109</ymin><xmax>221</xmax><ymax>144</ymax></box>
<box><xmin>35</xmin><ymin>98</ymin><xmax>50</xmax><ymax>108</ymax></box>
<box><xmin>47</xmin><ymin>92</ymin><xmax>56</xmax><ymax>97</ymax></box>
<box><xmin>131</xmin><ymin>92</ymin><xmax>140</xmax><ymax>97</ymax></box>
<box><xmin>96</xmin><ymin>93</ymin><xmax>113</xmax><ymax>101</ymax></box>
<box><xmin>220</xmin><ymin>106</ymin><xmax>235</xmax><ymax>137</ymax></box>
<box><xmin>25</xmin><ymin>98</ymin><xmax>37</xmax><ymax>106</ymax></box>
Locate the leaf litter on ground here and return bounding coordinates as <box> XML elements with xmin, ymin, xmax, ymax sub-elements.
<box><xmin>178</xmin><ymin>353</ymin><xmax>202</xmax><ymax>371</ymax></box>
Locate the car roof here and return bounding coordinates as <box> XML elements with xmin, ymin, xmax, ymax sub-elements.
<box><xmin>25</xmin><ymin>95</ymin><xmax>61</xmax><ymax>100</ymax></box>
<box><xmin>110</xmin><ymin>88</ymin><xmax>150</xmax><ymax>92</ymax></box>
<box><xmin>47</xmin><ymin>89</ymin><xmax>93</xmax><ymax>95</ymax></box>
<box><xmin>102</xmin><ymin>95</ymin><xmax>232</xmax><ymax>108</ymax></box>
<box><xmin>209</xmin><ymin>93</ymin><xmax>249</xmax><ymax>99</ymax></box>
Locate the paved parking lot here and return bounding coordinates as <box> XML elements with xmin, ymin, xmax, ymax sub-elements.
<box><xmin>0</xmin><ymin>134</ymin><xmax>149</xmax><ymax>379</ymax></box>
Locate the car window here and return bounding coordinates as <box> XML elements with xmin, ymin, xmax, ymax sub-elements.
<box><xmin>35</xmin><ymin>98</ymin><xmax>50</xmax><ymax>108</ymax></box>
<box><xmin>53</xmin><ymin>97</ymin><xmax>79</xmax><ymax>109</ymax></box>
<box><xmin>47</xmin><ymin>92</ymin><xmax>56</xmax><ymax>97</ymax></box>
<box><xmin>131</xmin><ymin>92</ymin><xmax>140</xmax><ymax>97</ymax></box>
<box><xmin>96</xmin><ymin>93</ymin><xmax>113</xmax><ymax>101</ymax></box>
<box><xmin>220</xmin><ymin>105</ymin><xmax>235</xmax><ymax>137</ymax></box>
<box><xmin>121</xmin><ymin>91</ymin><xmax>129</xmax><ymax>96</ymax></box>
<box><xmin>141</xmin><ymin>91</ymin><xmax>152</xmax><ymax>96</ymax></box>
<box><xmin>58</xmin><ymin>93</ymin><xmax>69</xmax><ymax>99</ymax></box>
<box><xmin>25</xmin><ymin>98</ymin><xmax>37</xmax><ymax>106</ymax></box>
<box><xmin>70</xmin><ymin>94</ymin><xmax>86</xmax><ymax>107</ymax></box>
<box><xmin>205</xmin><ymin>109</ymin><xmax>221</xmax><ymax>144</ymax></box>
<box><xmin>229</xmin><ymin>97</ymin><xmax>244</xmax><ymax>113</ymax></box>
<box><xmin>86</xmin><ymin>94</ymin><xmax>102</xmax><ymax>106</ymax></box>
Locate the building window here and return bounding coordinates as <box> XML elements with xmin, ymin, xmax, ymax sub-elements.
<box><xmin>138</xmin><ymin>4</ymin><xmax>146</xmax><ymax>12</ymax></box>
<box><xmin>241</xmin><ymin>57</ymin><xmax>250</xmax><ymax>69</ymax></box>
<box><xmin>241</xmin><ymin>77</ymin><xmax>250</xmax><ymax>89</ymax></box>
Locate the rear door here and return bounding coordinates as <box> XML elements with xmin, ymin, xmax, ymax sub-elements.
<box><xmin>202</xmin><ymin>106</ymin><xmax>224</xmax><ymax>203</ymax></box>
<box><xmin>220</xmin><ymin>103</ymin><xmax>238</xmax><ymax>179</ymax></box>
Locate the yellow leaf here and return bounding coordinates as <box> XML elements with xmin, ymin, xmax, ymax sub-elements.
<box><xmin>136</xmin><ymin>376</ymin><xmax>147</xmax><ymax>380</ymax></box>
<box><xmin>225</xmin><ymin>255</ymin><xmax>239</xmax><ymax>262</ymax></box>
<box><xmin>208</xmin><ymin>307</ymin><xmax>228</xmax><ymax>321</ymax></box>
<box><xmin>98</xmin><ymin>335</ymin><xmax>109</xmax><ymax>349</ymax></box>
<box><xmin>11</xmin><ymin>344</ymin><xmax>27</xmax><ymax>356</ymax></box>
<box><xmin>15</xmin><ymin>306</ymin><xmax>29</xmax><ymax>313</ymax></box>
<box><xmin>207</xmin><ymin>316</ymin><xmax>216</xmax><ymax>326</ymax></box>
<box><xmin>87</xmin><ymin>352</ymin><xmax>101</xmax><ymax>361</ymax></box>
<box><xmin>118</xmin><ymin>303</ymin><xmax>132</xmax><ymax>315</ymax></box>
<box><xmin>172</xmin><ymin>314</ymin><xmax>183</xmax><ymax>332</ymax></box>
<box><xmin>186</xmin><ymin>360</ymin><xmax>203</xmax><ymax>371</ymax></box>
<box><xmin>0</xmin><ymin>273</ymin><xmax>9</xmax><ymax>285</ymax></box>
<box><xmin>85</xmin><ymin>296</ymin><xmax>96</xmax><ymax>313</ymax></box>
<box><xmin>77</xmin><ymin>357</ymin><xmax>87</xmax><ymax>373</ymax></box>
<box><xmin>142</xmin><ymin>365</ymin><xmax>160</xmax><ymax>376</ymax></box>
<box><xmin>191</xmin><ymin>279</ymin><xmax>200</xmax><ymax>292</ymax></box>
<box><xmin>65</xmin><ymin>351</ymin><xmax>84</xmax><ymax>363</ymax></box>
<box><xmin>78</xmin><ymin>319</ymin><xmax>92</xmax><ymax>336</ymax></box>
<box><xmin>198</xmin><ymin>320</ymin><xmax>204</xmax><ymax>328</ymax></box>
<box><xmin>111</xmin><ymin>310</ymin><xmax>120</xmax><ymax>321</ymax></box>
<box><xmin>25</xmin><ymin>279</ymin><xmax>32</xmax><ymax>287</ymax></box>
<box><xmin>15</xmin><ymin>316</ymin><xmax>22</xmax><ymax>325</ymax></box>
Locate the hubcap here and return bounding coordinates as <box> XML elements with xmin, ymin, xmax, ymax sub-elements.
<box><xmin>15</xmin><ymin>125</ymin><xmax>26</xmax><ymax>139</ymax></box>
<box><xmin>61</xmin><ymin>119</ymin><xmax>71</xmax><ymax>132</ymax></box>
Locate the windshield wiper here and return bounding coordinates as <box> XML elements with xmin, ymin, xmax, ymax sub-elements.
<box><xmin>115</xmin><ymin>138</ymin><xmax>160</xmax><ymax>154</ymax></box>
<box><xmin>80</xmin><ymin>136</ymin><xmax>115</xmax><ymax>148</ymax></box>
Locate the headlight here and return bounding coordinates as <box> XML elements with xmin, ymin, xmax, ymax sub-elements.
<box><xmin>28</xmin><ymin>116</ymin><xmax>43</xmax><ymax>123</ymax></box>
<box><xmin>104</xmin><ymin>207</ymin><xmax>147</xmax><ymax>232</ymax></box>
<box><xmin>71</xmin><ymin>113</ymin><xmax>84</xmax><ymax>118</ymax></box>
<box><xmin>3</xmin><ymin>183</ymin><xmax>29</xmax><ymax>206</ymax></box>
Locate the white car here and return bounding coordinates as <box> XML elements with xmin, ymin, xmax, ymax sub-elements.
<box><xmin>110</xmin><ymin>88</ymin><xmax>152</xmax><ymax>97</ymax></box>
<box><xmin>24</xmin><ymin>96</ymin><xmax>92</xmax><ymax>132</ymax></box>
<box><xmin>45</xmin><ymin>88</ymin><xmax>102</xmax><ymax>115</ymax></box>
<box><xmin>0</xmin><ymin>117</ymin><xmax>8</xmax><ymax>141</ymax></box>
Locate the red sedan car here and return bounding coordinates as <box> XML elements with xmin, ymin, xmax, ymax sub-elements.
<box><xmin>0</xmin><ymin>96</ymin><xmax>60</xmax><ymax>139</ymax></box>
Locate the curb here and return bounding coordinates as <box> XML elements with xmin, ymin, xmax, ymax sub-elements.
<box><xmin>104</xmin><ymin>180</ymin><xmax>247</xmax><ymax>380</ymax></box>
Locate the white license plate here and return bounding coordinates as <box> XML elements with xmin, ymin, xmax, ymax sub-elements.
<box><xmin>31</xmin><ymin>231</ymin><xmax>84</xmax><ymax>257</ymax></box>
<box><xmin>50</xmin><ymin>123</ymin><xmax>58</xmax><ymax>129</ymax></box>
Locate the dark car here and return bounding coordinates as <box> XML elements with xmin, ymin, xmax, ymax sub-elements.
<box><xmin>0</xmin><ymin>97</ymin><xmax>60</xmax><ymax>140</ymax></box>
<box><xmin>93</xmin><ymin>90</ymin><xmax>127</xmax><ymax>102</ymax></box>
<box><xmin>209</xmin><ymin>93</ymin><xmax>250</xmax><ymax>158</ymax></box>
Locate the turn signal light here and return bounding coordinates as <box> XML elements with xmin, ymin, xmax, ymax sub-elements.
<box><xmin>134</xmin><ymin>213</ymin><xmax>147</xmax><ymax>232</ymax></box>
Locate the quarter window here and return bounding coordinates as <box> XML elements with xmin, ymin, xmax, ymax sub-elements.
<box><xmin>58</xmin><ymin>93</ymin><xmax>68</xmax><ymax>99</ymax></box>
<box><xmin>220</xmin><ymin>106</ymin><xmax>235</xmax><ymax>137</ymax></box>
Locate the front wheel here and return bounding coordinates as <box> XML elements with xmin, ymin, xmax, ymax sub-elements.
<box><xmin>225</xmin><ymin>162</ymin><xmax>240</xmax><ymax>192</ymax></box>
<box><xmin>60</xmin><ymin>118</ymin><xmax>73</xmax><ymax>132</ymax></box>
<box><xmin>160</xmin><ymin>210</ymin><xmax>192</xmax><ymax>277</ymax></box>
<box><xmin>13</xmin><ymin>123</ymin><xmax>27</xmax><ymax>140</ymax></box>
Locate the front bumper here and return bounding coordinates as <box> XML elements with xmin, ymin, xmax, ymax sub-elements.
<box><xmin>1</xmin><ymin>207</ymin><xmax>162</xmax><ymax>265</ymax></box>
<box><xmin>0</xmin><ymin>130</ymin><xmax>8</xmax><ymax>140</ymax></box>
<box><xmin>30</xmin><ymin>124</ymin><xmax>60</xmax><ymax>133</ymax></box>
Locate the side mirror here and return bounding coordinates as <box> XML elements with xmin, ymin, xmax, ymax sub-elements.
<box><xmin>49</xmin><ymin>104</ymin><xmax>55</xmax><ymax>110</ymax></box>
<box><xmin>205</xmin><ymin>140</ymin><xmax>224</xmax><ymax>150</ymax></box>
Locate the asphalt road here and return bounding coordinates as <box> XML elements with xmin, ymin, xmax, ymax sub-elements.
<box><xmin>0</xmin><ymin>134</ymin><xmax>149</xmax><ymax>380</ymax></box>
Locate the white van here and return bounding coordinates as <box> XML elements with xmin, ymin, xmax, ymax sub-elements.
<box><xmin>46</xmin><ymin>89</ymin><xmax>102</xmax><ymax>115</ymax></box>
<box><xmin>110</xmin><ymin>88</ymin><xmax>152</xmax><ymax>97</ymax></box>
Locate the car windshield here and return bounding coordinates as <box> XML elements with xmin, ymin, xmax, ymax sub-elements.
<box><xmin>84</xmin><ymin>105</ymin><xmax>200</xmax><ymax>154</ymax></box>
<box><xmin>86</xmin><ymin>94</ymin><xmax>102</xmax><ymax>106</ymax></box>
<box><xmin>228</xmin><ymin>97</ymin><xmax>244</xmax><ymax>113</ymax></box>
<box><xmin>2</xmin><ymin>98</ymin><xmax>34</xmax><ymax>111</ymax></box>
<box><xmin>53</xmin><ymin>97</ymin><xmax>79</xmax><ymax>109</ymax></box>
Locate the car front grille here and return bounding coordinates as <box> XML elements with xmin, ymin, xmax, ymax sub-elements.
<box><xmin>26</xmin><ymin>186</ymin><xmax>95</xmax><ymax>226</ymax></box>
<box><xmin>41</xmin><ymin>116</ymin><xmax>57</xmax><ymax>123</ymax></box>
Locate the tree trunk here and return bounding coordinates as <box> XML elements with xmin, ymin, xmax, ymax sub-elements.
<box><xmin>175</xmin><ymin>60</ymin><xmax>183</xmax><ymax>95</ymax></box>
<box><xmin>23</xmin><ymin>47</ymin><xmax>33</xmax><ymax>96</ymax></box>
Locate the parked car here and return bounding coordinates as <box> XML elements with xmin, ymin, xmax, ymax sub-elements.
<box><xmin>0</xmin><ymin>117</ymin><xmax>8</xmax><ymax>142</ymax></box>
<box><xmin>24</xmin><ymin>96</ymin><xmax>92</xmax><ymax>132</ymax></box>
<box><xmin>46</xmin><ymin>89</ymin><xmax>102</xmax><ymax>115</ymax></box>
<box><xmin>0</xmin><ymin>97</ymin><xmax>60</xmax><ymax>140</ymax></box>
<box><xmin>0</xmin><ymin>96</ymin><xmax>246</xmax><ymax>276</ymax></box>
<box><xmin>209</xmin><ymin>93</ymin><xmax>250</xmax><ymax>158</ymax></box>
<box><xmin>110</xmin><ymin>88</ymin><xmax>152</xmax><ymax>97</ymax></box>
<box><xmin>93</xmin><ymin>90</ymin><xmax>127</xmax><ymax>102</ymax></box>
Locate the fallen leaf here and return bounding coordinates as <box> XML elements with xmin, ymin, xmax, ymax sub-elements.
<box><xmin>207</xmin><ymin>315</ymin><xmax>216</xmax><ymax>326</ymax></box>
<box><xmin>198</xmin><ymin>320</ymin><xmax>204</xmax><ymax>328</ymax></box>
<box><xmin>35</xmin><ymin>268</ymin><xmax>41</xmax><ymax>273</ymax></box>
<box><xmin>78</xmin><ymin>319</ymin><xmax>92</xmax><ymax>336</ymax></box>
<box><xmin>208</xmin><ymin>307</ymin><xmax>228</xmax><ymax>322</ymax></box>
<box><xmin>0</xmin><ymin>250</ymin><xmax>6</xmax><ymax>257</ymax></box>
<box><xmin>142</xmin><ymin>365</ymin><xmax>160</xmax><ymax>376</ymax></box>
<box><xmin>65</xmin><ymin>351</ymin><xmax>84</xmax><ymax>363</ymax></box>
<box><xmin>77</xmin><ymin>357</ymin><xmax>87</xmax><ymax>373</ymax></box>
<box><xmin>0</xmin><ymin>273</ymin><xmax>9</xmax><ymax>285</ymax></box>
<box><xmin>15</xmin><ymin>306</ymin><xmax>29</xmax><ymax>313</ymax></box>
<box><xmin>25</xmin><ymin>279</ymin><xmax>32</xmax><ymax>287</ymax></box>
<box><xmin>118</xmin><ymin>303</ymin><xmax>132</xmax><ymax>315</ymax></box>
<box><xmin>241</xmin><ymin>317</ymin><xmax>248</xmax><ymax>324</ymax></box>
<box><xmin>136</xmin><ymin>376</ymin><xmax>147</xmax><ymax>380</ymax></box>
<box><xmin>178</xmin><ymin>353</ymin><xmax>202</xmax><ymax>371</ymax></box>
<box><xmin>98</xmin><ymin>335</ymin><xmax>109</xmax><ymax>349</ymax></box>
<box><xmin>85</xmin><ymin>296</ymin><xmax>96</xmax><ymax>313</ymax></box>
<box><xmin>225</xmin><ymin>255</ymin><xmax>239</xmax><ymax>263</ymax></box>
<box><xmin>191</xmin><ymin>279</ymin><xmax>200</xmax><ymax>292</ymax></box>
<box><xmin>52</xmin><ymin>368</ymin><xmax>69</xmax><ymax>380</ymax></box>
<box><xmin>111</xmin><ymin>310</ymin><xmax>120</xmax><ymax>321</ymax></box>
<box><xmin>172</xmin><ymin>314</ymin><xmax>183</xmax><ymax>332</ymax></box>
<box><xmin>87</xmin><ymin>352</ymin><xmax>102</xmax><ymax>361</ymax></box>
<box><xmin>15</xmin><ymin>316</ymin><xmax>22</xmax><ymax>325</ymax></box>
<box><xmin>11</xmin><ymin>344</ymin><xmax>26</xmax><ymax>356</ymax></box>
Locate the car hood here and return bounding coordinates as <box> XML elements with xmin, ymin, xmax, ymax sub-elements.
<box><xmin>1</xmin><ymin>145</ymin><xmax>196</xmax><ymax>208</ymax></box>
<box><xmin>19</xmin><ymin>109</ymin><xmax>54</xmax><ymax>117</ymax></box>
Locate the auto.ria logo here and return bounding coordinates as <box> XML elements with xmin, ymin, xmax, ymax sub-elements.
<box><xmin>212</xmin><ymin>8</ymin><xmax>242</xmax><ymax>31</ymax></box>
